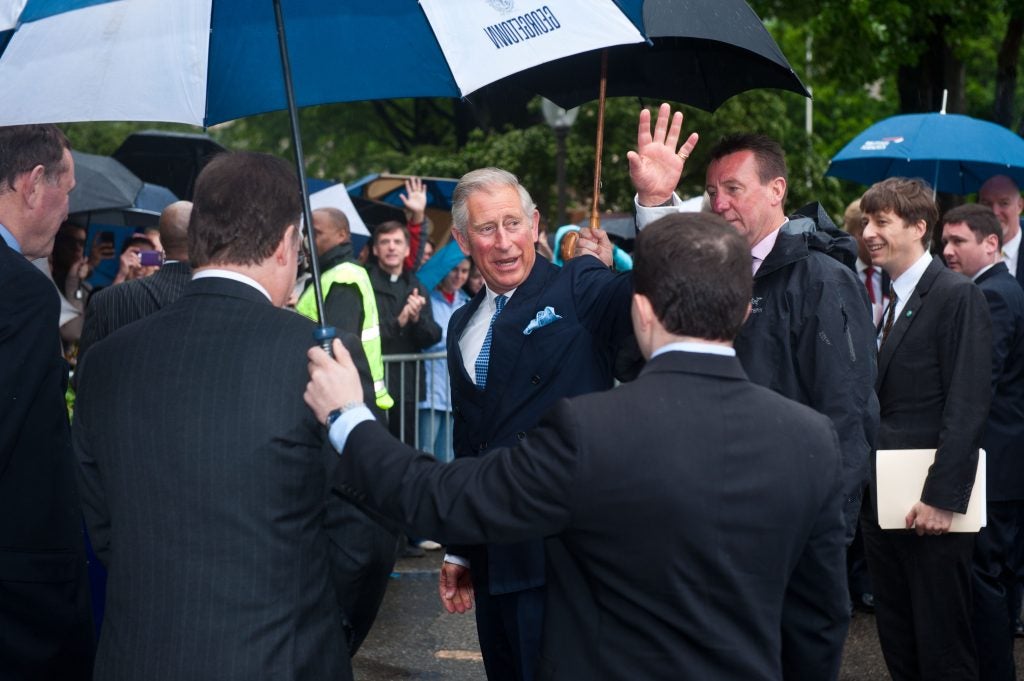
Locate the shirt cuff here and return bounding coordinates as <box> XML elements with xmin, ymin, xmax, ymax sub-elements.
<box><xmin>634</xmin><ymin>192</ymin><xmax>683</xmax><ymax>231</ymax></box>
<box><xmin>327</xmin><ymin>404</ymin><xmax>376</xmax><ymax>454</ymax></box>
<box><xmin>443</xmin><ymin>554</ymin><xmax>470</xmax><ymax>568</ymax></box>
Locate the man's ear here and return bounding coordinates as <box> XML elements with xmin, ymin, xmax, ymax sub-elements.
<box><xmin>769</xmin><ymin>176</ymin><xmax>787</xmax><ymax>207</ymax></box>
<box><xmin>275</xmin><ymin>224</ymin><xmax>298</xmax><ymax>264</ymax></box>
<box><xmin>530</xmin><ymin>209</ymin><xmax>540</xmax><ymax>242</ymax></box>
<box><xmin>742</xmin><ymin>302</ymin><xmax>752</xmax><ymax>325</ymax></box>
<box><xmin>911</xmin><ymin>219</ymin><xmax>928</xmax><ymax>242</ymax></box>
<box><xmin>983</xmin><ymin>233</ymin><xmax>1000</xmax><ymax>258</ymax></box>
<box><xmin>632</xmin><ymin>292</ymin><xmax>655</xmax><ymax>330</ymax></box>
<box><xmin>18</xmin><ymin>165</ymin><xmax>46</xmax><ymax>209</ymax></box>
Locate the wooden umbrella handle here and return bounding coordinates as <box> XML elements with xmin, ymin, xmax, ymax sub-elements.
<box><xmin>562</xmin><ymin>49</ymin><xmax>609</xmax><ymax>262</ymax></box>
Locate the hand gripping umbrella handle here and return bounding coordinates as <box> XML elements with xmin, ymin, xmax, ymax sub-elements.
<box><xmin>313</xmin><ymin>326</ymin><xmax>337</xmax><ymax>358</ymax></box>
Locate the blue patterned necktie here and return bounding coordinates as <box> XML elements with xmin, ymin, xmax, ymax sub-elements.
<box><xmin>475</xmin><ymin>294</ymin><xmax>508</xmax><ymax>389</ymax></box>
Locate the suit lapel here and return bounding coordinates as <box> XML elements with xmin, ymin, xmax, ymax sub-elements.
<box><xmin>448</xmin><ymin>290</ymin><xmax>484</xmax><ymax>387</ymax></box>
<box><xmin>876</xmin><ymin>259</ymin><xmax>941</xmax><ymax>388</ymax></box>
<box><xmin>478</xmin><ymin>259</ymin><xmax>553</xmax><ymax>418</ymax></box>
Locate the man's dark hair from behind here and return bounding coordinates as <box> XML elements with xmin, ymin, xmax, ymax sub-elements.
<box><xmin>0</xmin><ymin>124</ymin><xmax>70</xmax><ymax>191</ymax></box>
<box><xmin>708</xmin><ymin>133</ymin><xmax>788</xmax><ymax>185</ymax></box>
<box><xmin>942</xmin><ymin>203</ymin><xmax>1004</xmax><ymax>249</ymax></box>
<box><xmin>633</xmin><ymin>213</ymin><xmax>752</xmax><ymax>341</ymax></box>
<box><xmin>373</xmin><ymin>220</ymin><xmax>409</xmax><ymax>246</ymax></box>
<box><xmin>188</xmin><ymin>151</ymin><xmax>301</xmax><ymax>267</ymax></box>
<box><xmin>860</xmin><ymin>177</ymin><xmax>938</xmax><ymax>248</ymax></box>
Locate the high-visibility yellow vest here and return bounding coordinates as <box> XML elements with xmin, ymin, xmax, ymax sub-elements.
<box><xmin>296</xmin><ymin>262</ymin><xmax>394</xmax><ymax>410</ymax></box>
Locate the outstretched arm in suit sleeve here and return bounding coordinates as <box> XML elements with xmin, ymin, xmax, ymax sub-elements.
<box><xmin>781</xmin><ymin>428</ymin><xmax>850</xmax><ymax>681</ymax></box>
<box><xmin>306</xmin><ymin>340</ymin><xmax>576</xmax><ymax>546</ymax></box>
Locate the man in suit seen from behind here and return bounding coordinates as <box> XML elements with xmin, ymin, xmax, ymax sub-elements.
<box><xmin>305</xmin><ymin>212</ymin><xmax>851</xmax><ymax>681</ymax></box>
<box><xmin>941</xmin><ymin>203</ymin><xmax>1024</xmax><ymax>681</ymax></box>
<box><xmin>76</xmin><ymin>200</ymin><xmax>192</xmax><ymax>367</ymax></box>
<box><xmin>73</xmin><ymin>151</ymin><xmax>376</xmax><ymax>681</ymax></box>
<box><xmin>860</xmin><ymin>177</ymin><xmax>992</xmax><ymax>681</ymax></box>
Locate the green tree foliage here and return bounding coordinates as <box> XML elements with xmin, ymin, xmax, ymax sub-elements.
<box><xmin>59</xmin><ymin>1</ymin><xmax>1024</xmax><ymax>227</ymax></box>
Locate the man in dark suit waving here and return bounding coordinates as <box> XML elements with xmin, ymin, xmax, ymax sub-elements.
<box><xmin>941</xmin><ymin>203</ymin><xmax>1024</xmax><ymax>681</ymax></box>
<box><xmin>307</xmin><ymin>213</ymin><xmax>851</xmax><ymax>681</ymax></box>
<box><xmin>436</xmin><ymin>167</ymin><xmax>631</xmax><ymax>680</ymax></box>
<box><xmin>73</xmin><ymin>151</ymin><xmax>375</xmax><ymax>681</ymax></box>
<box><xmin>860</xmin><ymin>178</ymin><xmax>992</xmax><ymax>681</ymax></box>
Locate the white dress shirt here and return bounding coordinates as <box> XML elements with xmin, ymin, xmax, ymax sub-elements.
<box><xmin>1002</xmin><ymin>229</ymin><xmax>1021</xmax><ymax>278</ymax></box>
<box><xmin>459</xmin><ymin>286</ymin><xmax>518</xmax><ymax>383</ymax></box>
<box><xmin>879</xmin><ymin>251</ymin><xmax>932</xmax><ymax>346</ymax></box>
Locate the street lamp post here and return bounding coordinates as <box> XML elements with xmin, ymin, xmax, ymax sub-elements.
<box><xmin>541</xmin><ymin>98</ymin><xmax>579</xmax><ymax>227</ymax></box>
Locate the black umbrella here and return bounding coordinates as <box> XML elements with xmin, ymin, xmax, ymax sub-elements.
<box><xmin>495</xmin><ymin>0</ymin><xmax>808</xmax><ymax>112</ymax></box>
<box><xmin>68</xmin><ymin>151</ymin><xmax>143</xmax><ymax>214</ymax></box>
<box><xmin>472</xmin><ymin>0</ymin><xmax>808</xmax><ymax>250</ymax></box>
<box><xmin>113</xmin><ymin>130</ymin><xmax>227</xmax><ymax>201</ymax></box>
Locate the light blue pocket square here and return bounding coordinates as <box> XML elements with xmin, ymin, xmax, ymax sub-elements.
<box><xmin>523</xmin><ymin>306</ymin><xmax>562</xmax><ymax>335</ymax></box>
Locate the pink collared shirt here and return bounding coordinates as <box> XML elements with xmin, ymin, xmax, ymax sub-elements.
<box><xmin>750</xmin><ymin>224</ymin><xmax>784</xmax><ymax>275</ymax></box>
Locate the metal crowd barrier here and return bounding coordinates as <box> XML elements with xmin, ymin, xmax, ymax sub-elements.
<box><xmin>382</xmin><ymin>351</ymin><xmax>454</xmax><ymax>460</ymax></box>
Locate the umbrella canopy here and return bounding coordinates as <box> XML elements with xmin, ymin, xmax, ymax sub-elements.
<box><xmin>0</xmin><ymin>0</ymin><xmax>645</xmax><ymax>127</ymax></box>
<box><xmin>476</xmin><ymin>0</ymin><xmax>808</xmax><ymax>112</ymax></box>
<box><xmin>68</xmin><ymin>151</ymin><xmax>144</xmax><ymax>214</ymax></box>
<box><xmin>347</xmin><ymin>174</ymin><xmax>458</xmax><ymax>240</ymax></box>
<box><xmin>113</xmin><ymin>131</ymin><xmax>227</xmax><ymax>200</ymax></box>
<box><xmin>826</xmin><ymin>112</ymin><xmax>1024</xmax><ymax>194</ymax></box>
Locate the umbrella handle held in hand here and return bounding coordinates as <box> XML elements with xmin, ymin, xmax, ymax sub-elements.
<box><xmin>560</xmin><ymin>231</ymin><xmax>579</xmax><ymax>261</ymax></box>
<box><xmin>313</xmin><ymin>326</ymin><xmax>337</xmax><ymax>358</ymax></box>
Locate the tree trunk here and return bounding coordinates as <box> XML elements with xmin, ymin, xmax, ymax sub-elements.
<box><xmin>995</xmin><ymin>14</ymin><xmax>1024</xmax><ymax>129</ymax></box>
<box><xmin>896</xmin><ymin>15</ymin><xmax>965</xmax><ymax>114</ymax></box>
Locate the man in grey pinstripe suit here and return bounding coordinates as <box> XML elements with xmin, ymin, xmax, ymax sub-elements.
<box><xmin>76</xmin><ymin>200</ymin><xmax>193</xmax><ymax>368</ymax></box>
<box><xmin>73</xmin><ymin>151</ymin><xmax>373</xmax><ymax>681</ymax></box>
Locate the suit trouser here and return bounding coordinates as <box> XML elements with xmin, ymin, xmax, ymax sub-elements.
<box><xmin>326</xmin><ymin>500</ymin><xmax>399</xmax><ymax>655</ymax></box>
<box><xmin>472</xmin><ymin>579</ymin><xmax>544</xmax><ymax>681</ymax></box>
<box><xmin>972</xmin><ymin>501</ymin><xmax>1024</xmax><ymax>681</ymax></box>
<box><xmin>863</xmin><ymin>519</ymin><xmax>977</xmax><ymax>681</ymax></box>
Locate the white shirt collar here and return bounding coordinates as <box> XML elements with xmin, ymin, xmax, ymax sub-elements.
<box><xmin>651</xmin><ymin>341</ymin><xmax>736</xmax><ymax>358</ymax></box>
<box><xmin>891</xmin><ymin>251</ymin><xmax>933</xmax><ymax>303</ymax></box>
<box><xmin>1004</xmin><ymin>229</ymin><xmax>1021</xmax><ymax>259</ymax></box>
<box><xmin>192</xmin><ymin>269</ymin><xmax>272</xmax><ymax>302</ymax></box>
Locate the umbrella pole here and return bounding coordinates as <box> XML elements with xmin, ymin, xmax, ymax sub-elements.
<box><xmin>559</xmin><ymin>49</ymin><xmax>608</xmax><ymax>262</ymax></box>
<box><xmin>590</xmin><ymin>49</ymin><xmax>609</xmax><ymax>230</ymax></box>
<box><xmin>272</xmin><ymin>0</ymin><xmax>334</xmax><ymax>352</ymax></box>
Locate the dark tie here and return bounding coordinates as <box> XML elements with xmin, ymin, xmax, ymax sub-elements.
<box><xmin>880</xmin><ymin>285</ymin><xmax>898</xmax><ymax>346</ymax></box>
<box><xmin>475</xmin><ymin>294</ymin><xmax>507</xmax><ymax>389</ymax></box>
<box><xmin>864</xmin><ymin>266</ymin><xmax>877</xmax><ymax>305</ymax></box>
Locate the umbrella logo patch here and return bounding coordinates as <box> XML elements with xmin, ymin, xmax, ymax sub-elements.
<box><xmin>860</xmin><ymin>136</ymin><xmax>904</xmax><ymax>151</ymax></box>
<box><xmin>483</xmin><ymin>5</ymin><xmax>562</xmax><ymax>49</ymax></box>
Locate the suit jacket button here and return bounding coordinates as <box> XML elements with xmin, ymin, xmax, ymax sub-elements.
<box><xmin>530</xmin><ymin>375</ymin><xmax>541</xmax><ymax>385</ymax></box>
<box><xmin>515</xmin><ymin>431</ymin><xmax>526</xmax><ymax>440</ymax></box>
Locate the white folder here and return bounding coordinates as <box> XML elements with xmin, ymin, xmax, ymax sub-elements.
<box><xmin>876</xmin><ymin>449</ymin><xmax>986</xmax><ymax>532</ymax></box>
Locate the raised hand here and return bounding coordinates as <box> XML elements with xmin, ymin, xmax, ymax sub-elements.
<box><xmin>400</xmin><ymin>176</ymin><xmax>427</xmax><ymax>225</ymax></box>
<box><xmin>627</xmin><ymin>103</ymin><xmax>699</xmax><ymax>207</ymax></box>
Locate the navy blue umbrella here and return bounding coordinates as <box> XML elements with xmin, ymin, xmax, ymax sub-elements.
<box><xmin>826</xmin><ymin>112</ymin><xmax>1024</xmax><ymax>194</ymax></box>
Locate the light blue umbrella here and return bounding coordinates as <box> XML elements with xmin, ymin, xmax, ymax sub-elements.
<box><xmin>826</xmin><ymin>111</ymin><xmax>1024</xmax><ymax>194</ymax></box>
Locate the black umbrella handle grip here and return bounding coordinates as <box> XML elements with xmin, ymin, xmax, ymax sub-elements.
<box><xmin>313</xmin><ymin>326</ymin><xmax>337</xmax><ymax>358</ymax></box>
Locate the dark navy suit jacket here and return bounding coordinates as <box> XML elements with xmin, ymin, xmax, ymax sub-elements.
<box><xmin>975</xmin><ymin>262</ymin><xmax>1024</xmax><ymax>501</ymax></box>
<box><xmin>446</xmin><ymin>255</ymin><xmax>633</xmax><ymax>593</ymax></box>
